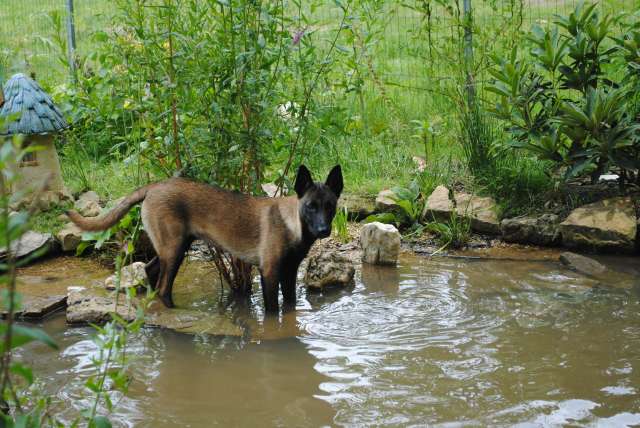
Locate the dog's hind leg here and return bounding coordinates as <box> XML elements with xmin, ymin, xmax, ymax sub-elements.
<box><xmin>157</xmin><ymin>237</ymin><xmax>193</xmax><ymax>308</ymax></box>
<box><xmin>145</xmin><ymin>256</ymin><xmax>160</xmax><ymax>290</ymax></box>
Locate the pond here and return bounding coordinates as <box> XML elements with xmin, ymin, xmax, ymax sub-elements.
<box><xmin>15</xmin><ymin>252</ymin><xmax>640</xmax><ymax>427</ymax></box>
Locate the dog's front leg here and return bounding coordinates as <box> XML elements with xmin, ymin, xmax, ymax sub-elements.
<box><xmin>280</xmin><ymin>262</ymin><xmax>300</xmax><ymax>308</ymax></box>
<box><xmin>260</xmin><ymin>264</ymin><xmax>280</xmax><ymax>313</ymax></box>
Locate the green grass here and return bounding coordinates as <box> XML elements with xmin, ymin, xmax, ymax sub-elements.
<box><xmin>4</xmin><ymin>0</ymin><xmax>638</xmax><ymax>215</ymax></box>
<box><xmin>30</xmin><ymin>202</ymin><xmax>71</xmax><ymax>234</ymax></box>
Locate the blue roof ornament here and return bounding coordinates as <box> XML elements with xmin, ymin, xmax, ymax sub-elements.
<box><xmin>0</xmin><ymin>73</ymin><xmax>69</xmax><ymax>136</ymax></box>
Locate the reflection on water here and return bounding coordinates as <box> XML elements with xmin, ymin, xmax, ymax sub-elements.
<box><xmin>17</xmin><ymin>254</ymin><xmax>640</xmax><ymax>426</ymax></box>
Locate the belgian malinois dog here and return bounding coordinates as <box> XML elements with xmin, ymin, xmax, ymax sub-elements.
<box><xmin>67</xmin><ymin>165</ymin><xmax>343</xmax><ymax>312</ymax></box>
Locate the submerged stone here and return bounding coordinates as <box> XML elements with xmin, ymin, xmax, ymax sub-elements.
<box><xmin>559</xmin><ymin>252</ymin><xmax>607</xmax><ymax>277</ymax></box>
<box><xmin>559</xmin><ymin>197</ymin><xmax>637</xmax><ymax>252</ymax></box>
<box><xmin>66</xmin><ymin>285</ymin><xmax>244</xmax><ymax>336</ymax></box>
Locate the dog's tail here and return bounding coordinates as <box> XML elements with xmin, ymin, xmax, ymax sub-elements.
<box><xmin>66</xmin><ymin>185</ymin><xmax>153</xmax><ymax>231</ymax></box>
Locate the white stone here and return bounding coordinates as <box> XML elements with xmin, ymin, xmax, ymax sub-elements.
<box><xmin>56</xmin><ymin>222</ymin><xmax>83</xmax><ymax>252</ymax></box>
<box><xmin>360</xmin><ymin>222</ymin><xmax>401</xmax><ymax>265</ymax></box>
<box><xmin>74</xmin><ymin>191</ymin><xmax>102</xmax><ymax>217</ymax></box>
<box><xmin>104</xmin><ymin>262</ymin><xmax>148</xmax><ymax>291</ymax></box>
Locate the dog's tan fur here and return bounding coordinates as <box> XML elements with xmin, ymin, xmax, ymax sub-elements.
<box><xmin>67</xmin><ymin>166</ymin><xmax>342</xmax><ymax>312</ymax></box>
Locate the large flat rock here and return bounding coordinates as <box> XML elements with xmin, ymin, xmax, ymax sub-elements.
<box><xmin>0</xmin><ymin>230</ymin><xmax>55</xmax><ymax>261</ymax></box>
<box><xmin>65</xmin><ymin>285</ymin><xmax>243</xmax><ymax>336</ymax></box>
<box><xmin>0</xmin><ymin>294</ymin><xmax>67</xmax><ymax>319</ymax></box>
<box><xmin>5</xmin><ymin>256</ymin><xmax>109</xmax><ymax>320</ymax></box>
<box><xmin>338</xmin><ymin>194</ymin><xmax>376</xmax><ymax>220</ymax></box>
<box><xmin>559</xmin><ymin>197</ymin><xmax>637</xmax><ymax>252</ymax></box>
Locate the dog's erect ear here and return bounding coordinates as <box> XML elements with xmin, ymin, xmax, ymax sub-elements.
<box><xmin>294</xmin><ymin>165</ymin><xmax>313</xmax><ymax>197</ymax></box>
<box><xmin>325</xmin><ymin>165</ymin><xmax>343</xmax><ymax>198</ymax></box>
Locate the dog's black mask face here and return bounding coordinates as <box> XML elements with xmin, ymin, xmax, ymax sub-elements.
<box><xmin>295</xmin><ymin>165</ymin><xmax>343</xmax><ymax>239</ymax></box>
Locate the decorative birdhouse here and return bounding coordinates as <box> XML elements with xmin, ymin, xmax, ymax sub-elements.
<box><xmin>0</xmin><ymin>73</ymin><xmax>72</xmax><ymax>209</ymax></box>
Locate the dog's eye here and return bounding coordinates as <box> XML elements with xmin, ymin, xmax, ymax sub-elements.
<box><xmin>308</xmin><ymin>202</ymin><xmax>317</xmax><ymax>211</ymax></box>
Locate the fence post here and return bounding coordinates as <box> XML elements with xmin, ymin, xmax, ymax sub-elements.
<box><xmin>65</xmin><ymin>0</ymin><xmax>77</xmax><ymax>82</ymax></box>
<box><xmin>462</xmin><ymin>0</ymin><xmax>475</xmax><ymax>103</ymax></box>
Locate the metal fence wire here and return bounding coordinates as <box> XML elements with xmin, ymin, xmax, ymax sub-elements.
<box><xmin>1</xmin><ymin>0</ymin><xmax>638</xmax><ymax>108</ymax></box>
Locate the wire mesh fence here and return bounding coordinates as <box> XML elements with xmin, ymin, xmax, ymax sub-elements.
<box><xmin>0</xmin><ymin>0</ymin><xmax>112</xmax><ymax>83</ymax></box>
<box><xmin>1</xmin><ymin>0</ymin><xmax>638</xmax><ymax>111</ymax></box>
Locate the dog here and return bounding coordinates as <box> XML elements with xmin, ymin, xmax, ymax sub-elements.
<box><xmin>67</xmin><ymin>165</ymin><xmax>343</xmax><ymax>312</ymax></box>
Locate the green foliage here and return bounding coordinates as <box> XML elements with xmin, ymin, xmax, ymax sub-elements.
<box><xmin>425</xmin><ymin>210</ymin><xmax>471</xmax><ymax>250</ymax></box>
<box><xmin>1</xmin><ymin>115</ymin><xmax>150</xmax><ymax>427</ymax></box>
<box><xmin>0</xmin><ymin>127</ymin><xmax>59</xmax><ymax>427</ymax></box>
<box><xmin>487</xmin><ymin>3</ymin><xmax>640</xmax><ymax>184</ymax></box>
<box><xmin>54</xmin><ymin>0</ymin><xmax>349</xmax><ymax>193</ymax></box>
<box><xmin>76</xmin><ymin>206</ymin><xmax>142</xmax><ymax>256</ymax></box>
<box><xmin>332</xmin><ymin>206</ymin><xmax>350</xmax><ymax>244</ymax></box>
<box><xmin>364</xmin><ymin>180</ymin><xmax>423</xmax><ymax>228</ymax></box>
<box><xmin>458</xmin><ymin>94</ymin><xmax>498</xmax><ymax>176</ymax></box>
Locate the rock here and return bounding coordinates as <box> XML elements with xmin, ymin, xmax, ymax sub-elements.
<box><xmin>0</xmin><ymin>230</ymin><xmax>54</xmax><ymax>261</ymax></box>
<box><xmin>58</xmin><ymin>187</ymin><xmax>74</xmax><ymax>203</ymax></box>
<box><xmin>454</xmin><ymin>192</ymin><xmax>500</xmax><ymax>234</ymax></box>
<box><xmin>338</xmin><ymin>194</ymin><xmax>376</xmax><ymax>220</ymax></box>
<box><xmin>1</xmin><ymin>295</ymin><xmax>67</xmax><ymax>319</ymax></box>
<box><xmin>145</xmin><ymin>308</ymin><xmax>243</xmax><ymax>336</ymax></box>
<box><xmin>304</xmin><ymin>251</ymin><xmax>355</xmax><ymax>290</ymax></box>
<box><xmin>501</xmin><ymin>214</ymin><xmax>560</xmax><ymax>246</ymax></box>
<box><xmin>375</xmin><ymin>189</ymin><xmax>400</xmax><ymax>213</ymax></box>
<box><xmin>261</xmin><ymin>183</ymin><xmax>287</xmax><ymax>197</ymax></box>
<box><xmin>559</xmin><ymin>197</ymin><xmax>637</xmax><ymax>252</ymax></box>
<box><xmin>66</xmin><ymin>285</ymin><xmax>244</xmax><ymax>336</ymax></box>
<box><xmin>360</xmin><ymin>222</ymin><xmax>401</xmax><ymax>265</ymax></box>
<box><xmin>56</xmin><ymin>222</ymin><xmax>83</xmax><ymax>252</ymax></box>
<box><xmin>104</xmin><ymin>262</ymin><xmax>148</xmax><ymax>291</ymax></box>
<box><xmin>33</xmin><ymin>191</ymin><xmax>61</xmax><ymax>211</ymax></box>
<box><xmin>66</xmin><ymin>286</ymin><xmax>138</xmax><ymax>324</ymax></box>
<box><xmin>559</xmin><ymin>252</ymin><xmax>607</xmax><ymax>277</ymax></box>
<box><xmin>421</xmin><ymin>185</ymin><xmax>454</xmax><ymax>221</ymax></box>
<box><xmin>74</xmin><ymin>191</ymin><xmax>102</xmax><ymax>217</ymax></box>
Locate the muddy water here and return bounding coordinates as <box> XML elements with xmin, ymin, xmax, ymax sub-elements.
<box><xmin>15</xmin><ymin>254</ymin><xmax>640</xmax><ymax>427</ymax></box>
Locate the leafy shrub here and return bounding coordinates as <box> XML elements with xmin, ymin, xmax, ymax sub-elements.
<box><xmin>487</xmin><ymin>3</ymin><xmax>640</xmax><ymax>185</ymax></box>
<box><xmin>364</xmin><ymin>181</ymin><xmax>423</xmax><ymax>228</ymax></box>
<box><xmin>425</xmin><ymin>210</ymin><xmax>471</xmax><ymax>250</ymax></box>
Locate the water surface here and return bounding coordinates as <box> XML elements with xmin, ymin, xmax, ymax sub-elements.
<box><xmin>17</xmin><ymin>254</ymin><xmax>640</xmax><ymax>427</ymax></box>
